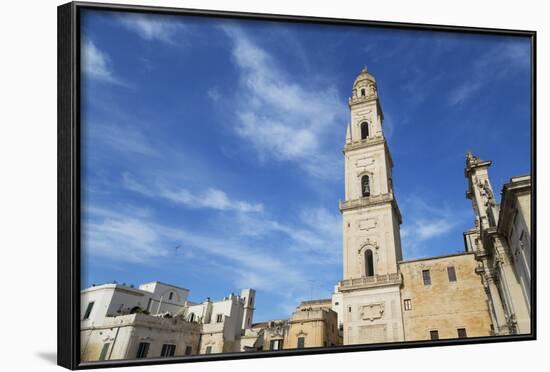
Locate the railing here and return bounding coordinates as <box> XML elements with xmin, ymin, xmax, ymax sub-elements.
<box><xmin>339</xmin><ymin>193</ymin><xmax>393</xmax><ymax>211</ymax></box>
<box><xmin>339</xmin><ymin>273</ymin><xmax>401</xmax><ymax>290</ymax></box>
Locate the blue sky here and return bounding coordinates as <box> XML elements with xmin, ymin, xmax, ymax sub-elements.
<box><xmin>80</xmin><ymin>10</ymin><xmax>531</xmax><ymax>321</ymax></box>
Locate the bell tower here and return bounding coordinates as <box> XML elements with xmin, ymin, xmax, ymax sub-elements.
<box><xmin>336</xmin><ymin>67</ymin><xmax>405</xmax><ymax>345</ymax></box>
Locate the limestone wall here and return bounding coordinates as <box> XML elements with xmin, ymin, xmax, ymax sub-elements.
<box><xmin>399</xmin><ymin>253</ymin><xmax>492</xmax><ymax>341</ymax></box>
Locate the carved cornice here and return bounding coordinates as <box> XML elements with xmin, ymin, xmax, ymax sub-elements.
<box><xmin>338</xmin><ymin>273</ymin><xmax>401</xmax><ymax>292</ymax></box>
<box><xmin>339</xmin><ymin>193</ymin><xmax>402</xmax><ymax>223</ymax></box>
<box><xmin>348</xmin><ymin>94</ymin><xmax>378</xmax><ymax>107</ymax></box>
<box><xmin>343</xmin><ymin>136</ymin><xmax>385</xmax><ymax>152</ymax></box>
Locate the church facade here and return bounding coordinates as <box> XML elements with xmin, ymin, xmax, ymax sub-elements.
<box><xmin>331</xmin><ymin>67</ymin><xmax>532</xmax><ymax>344</ymax></box>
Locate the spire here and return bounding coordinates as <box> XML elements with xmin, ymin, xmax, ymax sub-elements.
<box><xmin>345</xmin><ymin>122</ymin><xmax>351</xmax><ymax>144</ymax></box>
<box><xmin>350</xmin><ymin>67</ymin><xmax>378</xmax><ymax>107</ymax></box>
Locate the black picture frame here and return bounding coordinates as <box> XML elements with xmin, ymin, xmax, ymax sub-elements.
<box><xmin>58</xmin><ymin>1</ymin><xmax>536</xmax><ymax>369</ymax></box>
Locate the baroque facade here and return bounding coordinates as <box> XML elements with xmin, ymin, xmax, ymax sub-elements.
<box><xmin>331</xmin><ymin>67</ymin><xmax>532</xmax><ymax>344</ymax></box>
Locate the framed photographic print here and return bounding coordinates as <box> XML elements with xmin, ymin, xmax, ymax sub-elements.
<box><xmin>57</xmin><ymin>1</ymin><xmax>536</xmax><ymax>369</ymax></box>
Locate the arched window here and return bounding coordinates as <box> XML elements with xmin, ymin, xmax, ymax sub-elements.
<box><xmin>168</xmin><ymin>292</ymin><xmax>173</xmax><ymax>300</ymax></box>
<box><xmin>365</xmin><ymin>249</ymin><xmax>374</xmax><ymax>277</ymax></box>
<box><xmin>188</xmin><ymin>313</ymin><xmax>195</xmax><ymax>322</ymax></box>
<box><xmin>361</xmin><ymin>88</ymin><xmax>366</xmax><ymax>97</ymax></box>
<box><xmin>360</xmin><ymin>122</ymin><xmax>369</xmax><ymax>140</ymax></box>
<box><xmin>361</xmin><ymin>175</ymin><xmax>370</xmax><ymax>197</ymax></box>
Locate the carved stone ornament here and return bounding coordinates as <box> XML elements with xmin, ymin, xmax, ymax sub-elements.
<box><xmin>358</xmin><ymin>238</ymin><xmax>379</xmax><ymax>253</ymax></box>
<box><xmin>476</xmin><ymin>178</ymin><xmax>495</xmax><ymax>206</ymax></box>
<box><xmin>272</xmin><ymin>325</ymin><xmax>284</xmax><ymax>338</ymax></box>
<box><xmin>358</xmin><ymin>218</ymin><xmax>377</xmax><ymax>231</ymax></box>
<box><xmin>356</xmin><ymin>157</ymin><xmax>375</xmax><ymax>168</ymax></box>
<box><xmin>360</xmin><ymin>303</ymin><xmax>385</xmax><ymax>321</ymax></box>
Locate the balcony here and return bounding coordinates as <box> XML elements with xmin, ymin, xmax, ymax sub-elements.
<box><xmin>339</xmin><ymin>193</ymin><xmax>394</xmax><ymax>212</ymax></box>
<box><xmin>338</xmin><ymin>273</ymin><xmax>401</xmax><ymax>291</ymax></box>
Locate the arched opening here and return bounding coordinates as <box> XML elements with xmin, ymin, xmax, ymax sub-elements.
<box><xmin>361</xmin><ymin>122</ymin><xmax>369</xmax><ymax>140</ymax></box>
<box><xmin>361</xmin><ymin>88</ymin><xmax>366</xmax><ymax>97</ymax></box>
<box><xmin>365</xmin><ymin>249</ymin><xmax>374</xmax><ymax>277</ymax></box>
<box><xmin>188</xmin><ymin>313</ymin><xmax>195</xmax><ymax>322</ymax></box>
<box><xmin>361</xmin><ymin>175</ymin><xmax>370</xmax><ymax>197</ymax></box>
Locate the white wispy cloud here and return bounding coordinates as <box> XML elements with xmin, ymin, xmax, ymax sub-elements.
<box><xmin>81</xmin><ymin>40</ymin><xmax>125</xmax><ymax>85</ymax></box>
<box><xmin>221</xmin><ymin>26</ymin><xmax>347</xmax><ymax>179</ymax></box>
<box><xmin>399</xmin><ymin>195</ymin><xmax>468</xmax><ymax>258</ymax></box>
<box><xmin>207</xmin><ymin>87</ymin><xmax>221</xmax><ymax>102</ymax></box>
<box><xmin>87</xmin><ymin>121</ymin><xmax>158</xmax><ymax>157</ymax></box>
<box><xmin>122</xmin><ymin>172</ymin><xmax>264</xmax><ymax>213</ymax></box>
<box><xmin>83</xmin><ymin>206</ymin><xmax>169</xmax><ymax>262</ymax></box>
<box><xmin>447</xmin><ymin>41</ymin><xmax>530</xmax><ymax>106</ymax></box>
<box><xmin>118</xmin><ymin>13</ymin><xmax>185</xmax><ymax>44</ymax></box>
<box><xmin>83</xmin><ymin>204</ymin><xmax>307</xmax><ymax>295</ymax></box>
<box><xmin>448</xmin><ymin>81</ymin><xmax>483</xmax><ymax>106</ymax></box>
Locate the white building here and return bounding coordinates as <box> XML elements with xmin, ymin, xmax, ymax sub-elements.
<box><xmin>80</xmin><ymin>281</ymin><xmax>256</xmax><ymax>361</ymax></box>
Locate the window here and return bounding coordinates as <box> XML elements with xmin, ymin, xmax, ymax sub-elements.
<box><xmin>297</xmin><ymin>337</ymin><xmax>305</xmax><ymax>349</ymax></box>
<box><xmin>334</xmin><ymin>302</ymin><xmax>339</xmax><ymax>306</ymax></box>
<box><xmin>457</xmin><ymin>328</ymin><xmax>467</xmax><ymax>338</ymax></box>
<box><xmin>403</xmin><ymin>299</ymin><xmax>412</xmax><ymax>311</ymax></box>
<box><xmin>348</xmin><ymin>306</ymin><xmax>352</xmax><ymax>312</ymax></box>
<box><xmin>216</xmin><ymin>314</ymin><xmax>223</xmax><ymax>323</ymax></box>
<box><xmin>447</xmin><ymin>266</ymin><xmax>457</xmax><ymax>282</ymax></box>
<box><xmin>83</xmin><ymin>301</ymin><xmax>95</xmax><ymax>320</ymax></box>
<box><xmin>168</xmin><ymin>292</ymin><xmax>173</xmax><ymax>300</ymax></box>
<box><xmin>361</xmin><ymin>122</ymin><xmax>369</xmax><ymax>139</ymax></box>
<box><xmin>422</xmin><ymin>270</ymin><xmax>431</xmax><ymax>286</ymax></box>
<box><xmin>365</xmin><ymin>249</ymin><xmax>374</xmax><ymax>277</ymax></box>
<box><xmin>136</xmin><ymin>342</ymin><xmax>150</xmax><ymax>359</ymax></box>
<box><xmin>361</xmin><ymin>88</ymin><xmax>366</xmax><ymax>97</ymax></box>
<box><xmin>361</xmin><ymin>175</ymin><xmax>371</xmax><ymax>197</ymax></box>
<box><xmin>161</xmin><ymin>344</ymin><xmax>176</xmax><ymax>357</ymax></box>
<box><xmin>185</xmin><ymin>346</ymin><xmax>193</xmax><ymax>355</ymax></box>
<box><xmin>188</xmin><ymin>313</ymin><xmax>195</xmax><ymax>322</ymax></box>
<box><xmin>269</xmin><ymin>339</ymin><xmax>282</xmax><ymax>350</ymax></box>
<box><xmin>205</xmin><ymin>346</ymin><xmax>212</xmax><ymax>354</ymax></box>
<box><xmin>99</xmin><ymin>343</ymin><xmax>110</xmax><ymax>361</ymax></box>
<box><xmin>430</xmin><ymin>330</ymin><xmax>439</xmax><ymax>340</ymax></box>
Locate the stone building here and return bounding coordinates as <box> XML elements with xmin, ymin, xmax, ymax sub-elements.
<box><xmin>244</xmin><ymin>300</ymin><xmax>342</xmax><ymax>351</ymax></box>
<box><xmin>463</xmin><ymin>156</ymin><xmax>531</xmax><ymax>335</ymax></box>
<box><xmin>400</xmin><ymin>253</ymin><xmax>492</xmax><ymax>340</ymax></box>
<box><xmin>285</xmin><ymin>300</ymin><xmax>342</xmax><ymax>349</ymax></box>
<box><xmin>331</xmin><ymin>67</ymin><xmax>532</xmax><ymax>345</ymax></box>
<box><xmin>80</xmin><ymin>282</ymin><xmax>256</xmax><ymax>361</ymax></box>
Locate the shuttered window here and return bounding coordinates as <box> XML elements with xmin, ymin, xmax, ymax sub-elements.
<box><xmin>99</xmin><ymin>343</ymin><xmax>110</xmax><ymax>361</ymax></box>
<box><xmin>161</xmin><ymin>344</ymin><xmax>176</xmax><ymax>357</ymax></box>
<box><xmin>422</xmin><ymin>270</ymin><xmax>431</xmax><ymax>285</ymax></box>
<box><xmin>83</xmin><ymin>301</ymin><xmax>94</xmax><ymax>320</ymax></box>
<box><xmin>136</xmin><ymin>342</ymin><xmax>150</xmax><ymax>358</ymax></box>
<box><xmin>447</xmin><ymin>266</ymin><xmax>457</xmax><ymax>282</ymax></box>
